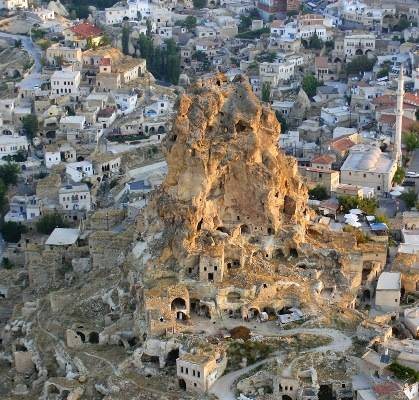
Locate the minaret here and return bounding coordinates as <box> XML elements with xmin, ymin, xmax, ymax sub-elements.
<box><xmin>393</xmin><ymin>68</ymin><xmax>404</xmax><ymax>167</ymax></box>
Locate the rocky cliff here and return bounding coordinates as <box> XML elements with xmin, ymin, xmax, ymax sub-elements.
<box><xmin>138</xmin><ymin>75</ymin><xmax>310</xmax><ymax>286</ymax></box>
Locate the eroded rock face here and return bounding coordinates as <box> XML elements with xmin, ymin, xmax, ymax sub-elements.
<box><xmin>140</xmin><ymin>75</ymin><xmax>309</xmax><ymax>284</ymax></box>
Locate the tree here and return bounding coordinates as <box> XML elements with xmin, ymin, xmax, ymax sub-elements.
<box><xmin>377</xmin><ymin>65</ymin><xmax>390</xmax><ymax>79</ymax></box>
<box><xmin>308</xmin><ymin>185</ymin><xmax>328</xmax><ymax>200</ymax></box>
<box><xmin>338</xmin><ymin>195</ymin><xmax>378</xmax><ymax>214</ymax></box>
<box><xmin>308</xmin><ymin>33</ymin><xmax>322</xmax><ymax>49</ymax></box>
<box><xmin>182</xmin><ymin>16</ymin><xmax>197</xmax><ymax>31</ymax></box>
<box><xmin>393</xmin><ymin>166</ymin><xmax>406</xmax><ymax>184</ymax></box>
<box><xmin>146</xmin><ymin>19</ymin><xmax>153</xmax><ymax>37</ymax></box>
<box><xmin>36</xmin><ymin>213</ymin><xmax>68</xmax><ymax>235</ymax></box>
<box><xmin>192</xmin><ymin>0</ymin><xmax>207</xmax><ymax>8</ymax></box>
<box><xmin>404</xmin><ymin>131</ymin><xmax>419</xmax><ymax>152</ymax></box>
<box><xmin>261</xmin><ymin>82</ymin><xmax>271</xmax><ymax>102</ymax></box>
<box><xmin>22</xmin><ymin>115</ymin><xmax>38</xmax><ymax>140</ymax></box>
<box><xmin>14</xmin><ymin>39</ymin><xmax>22</xmax><ymax>48</ymax></box>
<box><xmin>346</xmin><ymin>55</ymin><xmax>376</xmax><ymax>76</ymax></box>
<box><xmin>401</xmin><ymin>190</ymin><xmax>417</xmax><ymax>209</ymax></box>
<box><xmin>122</xmin><ymin>24</ymin><xmax>131</xmax><ymax>55</ymax></box>
<box><xmin>302</xmin><ymin>74</ymin><xmax>319</xmax><ymax>98</ymax></box>
<box><xmin>0</xmin><ymin>163</ymin><xmax>20</xmax><ymax>187</ymax></box>
<box><xmin>1</xmin><ymin>221</ymin><xmax>27</xmax><ymax>243</ymax></box>
<box><xmin>275</xmin><ymin>111</ymin><xmax>288</xmax><ymax>132</ymax></box>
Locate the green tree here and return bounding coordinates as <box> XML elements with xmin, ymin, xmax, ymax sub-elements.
<box><xmin>404</xmin><ymin>131</ymin><xmax>419</xmax><ymax>152</ymax></box>
<box><xmin>401</xmin><ymin>190</ymin><xmax>417</xmax><ymax>209</ymax></box>
<box><xmin>1</xmin><ymin>221</ymin><xmax>27</xmax><ymax>243</ymax></box>
<box><xmin>302</xmin><ymin>74</ymin><xmax>319</xmax><ymax>98</ymax></box>
<box><xmin>308</xmin><ymin>33</ymin><xmax>322</xmax><ymax>49</ymax></box>
<box><xmin>261</xmin><ymin>82</ymin><xmax>271</xmax><ymax>102</ymax></box>
<box><xmin>36</xmin><ymin>213</ymin><xmax>69</xmax><ymax>235</ymax></box>
<box><xmin>122</xmin><ymin>24</ymin><xmax>131</xmax><ymax>55</ymax></box>
<box><xmin>338</xmin><ymin>195</ymin><xmax>377</xmax><ymax>214</ymax></box>
<box><xmin>346</xmin><ymin>55</ymin><xmax>376</xmax><ymax>76</ymax></box>
<box><xmin>308</xmin><ymin>185</ymin><xmax>328</xmax><ymax>200</ymax></box>
<box><xmin>22</xmin><ymin>115</ymin><xmax>38</xmax><ymax>140</ymax></box>
<box><xmin>182</xmin><ymin>16</ymin><xmax>197</xmax><ymax>31</ymax></box>
<box><xmin>377</xmin><ymin>65</ymin><xmax>390</xmax><ymax>79</ymax></box>
<box><xmin>0</xmin><ymin>163</ymin><xmax>20</xmax><ymax>187</ymax></box>
<box><xmin>393</xmin><ymin>166</ymin><xmax>406</xmax><ymax>184</ymax></box>
<box><xmin>193</xmin><ymin>0</ymin><xmax>207</xmax><ymax>8</ymax></box>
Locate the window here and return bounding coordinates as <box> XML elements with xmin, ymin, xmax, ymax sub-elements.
<box><xmin>181</xmin><ymin>367</ymin><xmax>183</xmax><ymax>373</ymax></box>
<box><xmin>185</xmin><ymin>368</ymin><xmax>188</xmax><ymax>374</ymax></box>
<box><xmin>193</xmin><ymin>370</ymin><xmax>195</xmax><ymax>376</ymax></box>
<box><xmin>197</xmin><ymin>371</ymin><xmax>200</xmax><ymax>378</ymax></box>
<box><xmin>363</xmin><ymin>173</ymin><xmax>366</xmax><ymax>178</ymax></box>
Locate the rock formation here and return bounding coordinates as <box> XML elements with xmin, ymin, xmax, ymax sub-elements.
<box><xmin>134</xmin><ymin>75</ymin><xmax>358</xmax><ymax>338</ymax></box>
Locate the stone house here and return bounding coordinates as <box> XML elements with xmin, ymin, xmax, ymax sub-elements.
<box><xmin>177</xmin><ymin>349</ymin><xmax>226</xmax><ymax>393</ymax></box>
<box><xmin>375</xmin><ymin>272</ymin><xmax>401</xmax><ymax>313</ymax></box>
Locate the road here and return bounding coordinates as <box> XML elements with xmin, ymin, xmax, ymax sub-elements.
<box><xmin>0</xmin><ymin>30</ymin><xmax>43</xmax><ymax>88</ymax></box>
<box><xmin>209</xmin><ymin>328</ymin><xmax>352</xmax><ymax>400</ymax></box>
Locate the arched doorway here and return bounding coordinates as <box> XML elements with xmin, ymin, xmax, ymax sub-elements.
<box><xmin>166</xmin><ymin>348</ymin><xmax>179</xmax><ymax>366</ymax></box>
<box><xmin>76</xmin><ymin>331</ymin><xmax>85</xmax><ymax>343</ymax></box>
<box><xmin>171</xmin><ymin>298</ymin><xmax>186</xmax><ymax>311</ymax></box>
<box><xmin>355</xmin><ymin>48</ymin><xmax>363</xmax><ymax>55</ymax></box>
<box><xmin>248</xmin><ymin>307</ymin><xmax>259</xmax><ymax>319</ymax></box>
<box><xmin>282</xmin><ymin>396</ymin><xmax>292</xmax><ymax>400</ymax></box>
<box><xmin>89</xmin><ymin>332</ymin><xmax>99</xmax><ymax>344</ymax></box>
<box><xmin>179</xmin><ymin>378</ymin><xmax>186</xmax><ymax>390</ymax></box>
<box><xmin>240</xmin><ymin>224</ymin><xmax>250</xmax><ymax>234</ymax></box>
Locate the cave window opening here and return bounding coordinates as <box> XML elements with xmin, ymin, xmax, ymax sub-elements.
<box><xmin>197</xmin><ymin>218</ymin><xmax>203</xmax><ymax>231</ymax></box>
<box><xmin>171</xmin><ymin>134</ymin><xmax>177</xmax><ymax>142</ymax></box>
<box><xmin>208</xmin><ymin>273</ymin><xmax>214</xmax><ymax>281</ymax></box>
<box><xmin>76</xmin><ymin>331</ymin><xmax>86</xmax><ymax>342</ymax></box>
<box><xmin>88</xmin><ymin>332</ymin><xmax>99</xmax><ymax>344</ymax></box>
<box><xmin>289</xmin><ymin>248</ymin><xmax>298</xmax><ymax>258</ymax></box>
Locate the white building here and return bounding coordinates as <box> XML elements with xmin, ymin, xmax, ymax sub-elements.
<box><xmin>45</xmin><ymin>149</ymin><xmax>61</xmax><ymax>169</ymax></box>
<box><xmin>66</xmin><ymin>161</ymin><xmax>94</xmax><ymax>182</ymax></box>
<box><xmin>259</xmin><ymin>61</ymin><xmax>295</xmax><ymax>87</ymax></box>
<box><xmin>144</xmin><ymin>98</ymin><xmax>173</xmax><ymax>117</ymax></box>
<box><xmin>375</xmin><ymin>272</ymin><xmax>401</xmax><ymax>312</ymax></box>
<box><xmin>0</xmin><ymin>0</ymin><xmax>28</xmax><ymax>10</ymax></box>
<box><xmin>59</xmin><ymin>184</ymin><xmax>91</xmax><ymax>212</ymax></box>
<box><xmin>340</xmin><ymin>144</ymin><xmax>397</xmax><ymax>194</ymax></box>
<box><xmin>51</xmin><ymin>70</ymin><xmax>81</xmax><ymax>97</ymax></box>
<box><xmin>0</xmin><ymin>133</ymin><xmax>29</xmax><ymax>157</ymax></box>
<box><xmin>344</xmin><ymin>34</ymin><xmax>375</xmax><ymax>58</ymax></box>
<box><xmin>4</xmin><ymin>195</ymin><xmax>41</xmax><ymax>222</ymax></box>
<box><xmin>321</xmin><ymin>106</ymin><xmax>351</xmax><ymax>127</ymax></box>
<box><xmin>60</xmin><ymin>116</ymin><xmax>85</xmax><ymax>131</ymax></box>
<box><xmin>113</xmin><ymin>91</ymin><xmax>138</xmax><ymax>115</ymax></box>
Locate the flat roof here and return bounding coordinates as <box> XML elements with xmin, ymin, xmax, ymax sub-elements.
<box><xmin>376</xmin><ymin>272</ymin><xmax>401</xmax><ymax>291</ymax></box>
<box><xmin>46</xmin><ymin>228</ymin><xmax>80</xmax><ymax>246</ymax></box>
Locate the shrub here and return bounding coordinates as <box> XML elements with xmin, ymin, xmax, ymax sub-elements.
<box><xmin>36</xmin><ymin>213</ymin><xmax>68</xmax><ymax>235</ymax></box>
<box><xmin>1</xmin><ymin>221</ymin><xmax>27</xmax><ymax>243</ymax></box>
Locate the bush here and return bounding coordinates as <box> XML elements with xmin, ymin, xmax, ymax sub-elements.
<box><xmin>236</xmin><ymin>27</ymin><xmax>269</xmax><ymax>39</ymax></box>
<box><xmin>302</xmin><ymin>74</ymin><xmax>320</xmax><ymax>98</ymax></box>
<box><xmin>36</xmin><ymin>213</ymin><xmax>68</xmax><ymax>235</ymax></box>
<box><xmin>1</xmin><ymin>221</ymin><xmax>27</xmax><ymax>243</ymax></box>
<box><xmin>401</xmin><ymin>190</ymin><xmax>417</xmax><ymax>209</ymax></box>
<box><xmin>346</xmin><ymin>55</ymin><xmax>376</xmax><ymax>75</ymax></box>
<box><xmin>2</xmin><ymin>257</ymin><xmax>14</xmax><ymax>269</ymax></box>
<box><xmin>338</xmin><ymin>195</ymin><xmax>378</xmax><ymax>215</ymax></box>
<box><xmin>388</xmin><ymin>362</ymin><xmax>419</xmax><ymax>383</ymax></box>
<box><xmin>0</xmin><ymin>162</ymin><xmax>20</xmax><ymax>187</ymax></box>
<box><xmin>229</xmin><ymin>326</ymin><xmax>251</xmax><ymax>340</ymax></box>
<box><xmin>308</xmin><ymin>185</ymin><xmax>328</xmax><ymax>201</ymax></box>
<box><xmin>393</xmin><ymin>166</ymin><xmax>405</xmax><ymax>184</ymax></box>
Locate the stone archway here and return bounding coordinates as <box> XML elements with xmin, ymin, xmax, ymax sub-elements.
<box><xmin>179</xmin><ymin>378</ymin><xmax>186</xmax><ymax>390</ymax></box>
<box><xmin>171</xmin><ymin>298</ymin><xmax>186</xmax><ymax>311</ymax></box>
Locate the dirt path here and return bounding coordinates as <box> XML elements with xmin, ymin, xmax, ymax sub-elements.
<box><xmin>209</xmin><ymin>327</ymin><xmax>352</xmax><ymax>400</ymax></box>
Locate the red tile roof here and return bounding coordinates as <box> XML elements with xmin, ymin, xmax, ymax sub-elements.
<box><xmin>330</xmin><ymin>136</ymin><xmax>356</xmax><ymax>153</ymax></box>
<box><xmin>404</xmin><ymin>92</ymin><xmax>419</xmax><ymax>107</ymax></box>
<box><xmin>311</xmin><ymin>154</ymin><xmax>335</xmax><ymax>164</ymax></box>
<box><xmin>315</xmin><ymin>56</ymin><xmax>329</xmax><ymax>69</ymax></box>
<box><xmin>379</xmin><ymin>114</ymin><xmax>416</xmax><ymax>131</ymax></box>
<box><xmin>70</xmin><ymin>22</ymin><xmax>102</xmax><ymax>39</ymax></box>
<box><xmin>372</xmin><ymin>382</ymin><xmax>400</xmax><ymax>396</ymax></box>
<box><xmin>99</xmin><ymin>57</ymin><xmax>111</xmax><ymax>66</ymax></box>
